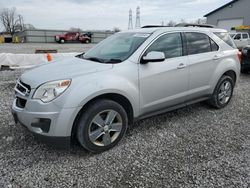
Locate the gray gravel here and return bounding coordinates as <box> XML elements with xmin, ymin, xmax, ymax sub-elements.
<box><xmin>0</xmin><ymin>43</ymin><xmax>94</xmax><ymax>54</ymax></box>
<box><xmin>1</xmin><ymin>70</ymin><xmax>250</xmax><ymax>188</ymax></box>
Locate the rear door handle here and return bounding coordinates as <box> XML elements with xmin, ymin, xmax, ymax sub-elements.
<box><xmin>177</xmin><ymin>63</ymin><xmax>186</xmax><ymax>69</ymax></box>
<box><xmin>213</xmin><ymin>55</ymin><xmax>221</xmax><ymax>60</ymax></box>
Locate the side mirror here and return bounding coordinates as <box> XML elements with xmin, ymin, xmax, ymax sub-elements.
<box><xmin>141</xmin><ymin>51</ymin><xmax>165</xmax><ymax>64</ymax></box>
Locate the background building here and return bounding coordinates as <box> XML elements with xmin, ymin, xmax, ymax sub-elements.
<box><xmin>205</xmin><ymin>0</ymin><xmax>250</xmax><ymax>32</ymax></box>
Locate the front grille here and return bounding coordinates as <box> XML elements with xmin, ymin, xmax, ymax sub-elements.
<box><xmin>14</xmin><ymin>80</ymin><xmax>31</xmax><ymax>97</ymax></box>
<box><xmin>16</xmin><ymin>97</ymin><xmax>27</xmax><ymax>108</ymax></box>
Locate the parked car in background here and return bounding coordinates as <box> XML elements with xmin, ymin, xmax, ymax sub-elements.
<box><xmin>241</xmin><ymin>45</ymin><xmax>250</xmax><ymax>73</ymax></box>
<box><xmin>12</xmin><ymin>26</ymin><xmax>240</xmax><ymax>153</ymax></box>
<box><xmin>230</xmin><ymin>32</ymin><xmax>250</xmax><ymax>49</ymax></box>
<box><xmin>55</xmin><ymin>32</ymin><xmax>91</xmax><ymax>44</ymax></box>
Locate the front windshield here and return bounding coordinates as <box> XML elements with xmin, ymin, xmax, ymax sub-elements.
<box><xmin>83</xmin><ymin>32</ymin><xmax>151</xmax><ymax>63</ymax></box>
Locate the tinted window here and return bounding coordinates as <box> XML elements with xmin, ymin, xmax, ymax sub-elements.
<box><xmin>146</xmin><ymin>33</ymin><xmax>183</xmax><ymax>59</ymax></box>
<box><xmin>234</xmin><ymin>34</ymin><xmax>241</xmax><ymax>40</ymax></box>
<box><xmin>243</xmin><ymin>34</ymin><xmax>248</xmax><ymax>39</ymax></box>
<box><xmin>210</xmin><ymin>39</ymin><xmax>219</xmax><ymax>51</ymax></box>
<box><xmin>186</xmin><ymin>33</ymin><xmax>211</xmax><ymax>55</ymax></box>
<box><xmin>214</xmin><ymin>32</ymin><xmax>236</xmax><ymax>48</ymax></box>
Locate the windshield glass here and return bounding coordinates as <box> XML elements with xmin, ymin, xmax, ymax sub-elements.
<box><xmin>83</xmin><ymin>32</ymin><xmax>151</xmax><ymax>63</ymax></box>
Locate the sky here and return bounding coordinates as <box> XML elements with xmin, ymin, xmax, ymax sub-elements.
<box><xmin>0</xmin><ymin>0</ymin><xmax>231</xmax><ymax>31</ymax></box>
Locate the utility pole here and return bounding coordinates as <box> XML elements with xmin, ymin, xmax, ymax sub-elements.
<box><xmin>135</xmin><ymin>6</ymin><xmax>141</xmax><ymax>29</ymax></box>
<box><xmin>128</xmin><ymin>9</ymin><xmax>133</xmax><ymax>30</ymax></box>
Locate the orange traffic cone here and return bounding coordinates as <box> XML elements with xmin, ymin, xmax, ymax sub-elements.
<box><xmin>47</xmin><ymin>53</ymin><xmax>52</xmax><ymax>62</ymax></box>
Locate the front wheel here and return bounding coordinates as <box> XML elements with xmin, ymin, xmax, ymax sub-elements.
<box><xmin>76</xmin><ymin>99</ymin><xmax>128</xmax><ymax>153</ymax></box>
<box><xmin>208</xmin><ymin>75</ymin><xmax>234</xmax><ymax>109</ymax></box>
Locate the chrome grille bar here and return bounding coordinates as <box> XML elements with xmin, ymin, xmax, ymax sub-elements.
<box><xmin>14</xmin><ymin>80</ymin><xmax>30</xmax><ymax>97</ymax></box>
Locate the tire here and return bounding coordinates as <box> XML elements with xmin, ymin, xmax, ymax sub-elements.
<box><xmin>208</xmin><ymin>75</ymin><xmax>234</xmax><ymax>109</ymax></box>
<box><xmin>85</xmin><ymin>39</ymin><xmax>90</xmax><ymax>44</ymax></box>
<box><xmin>76</xmin><ymin>99</ymin><xmax>128</xmax><ymax>153</ymax></box>
<box><xmin>60</xmin><ymin>39</ymin><xmax>65</xmax><ymax>43</ymax></box>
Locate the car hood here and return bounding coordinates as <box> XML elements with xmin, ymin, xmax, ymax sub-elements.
<box><xmin>20</xmin><ymin>57</ymin><xmax>113</xmax><ymax>88</ymax></box>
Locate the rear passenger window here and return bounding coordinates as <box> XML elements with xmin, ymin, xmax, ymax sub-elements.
<box><xmin>214</xmin><ymin>32</ymin><xmax>236</xmax><ymax>49</ymax></box>
<box><xmin>146</xmin><ymin>33</ymin><xmax>183</xmax><ymax>59</ymax></box>
<box><xmin>186</xmin><ymin>33</ymin><xmax>211</xmax><ymax>55</ymax></box>
<box><xmin>210</xmin><ymin>39</ymin><xmax>219</xmax><ymax>51</ymax></box>
<box><xmin>243</xmin><ymin>34</ymin><xmax>248</xmax><ymax>39</ymax></box>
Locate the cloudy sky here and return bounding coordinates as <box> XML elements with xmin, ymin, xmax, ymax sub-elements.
<box><xmin>0</xmin><ymin>0</ymin><xmax>231</xmax><ymax>31</ymax></box>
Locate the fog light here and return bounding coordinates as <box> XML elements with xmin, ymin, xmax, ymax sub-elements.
<box><xmin>31</xmin><ymin>118</ymin><xmax>51</xmax><ymax>133</ymax></box>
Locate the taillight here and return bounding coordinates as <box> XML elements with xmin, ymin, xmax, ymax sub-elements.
<box><xmin>237</xmin><ymin>51</ymin><xmax>242</xmax><ymax>63</ymax></box>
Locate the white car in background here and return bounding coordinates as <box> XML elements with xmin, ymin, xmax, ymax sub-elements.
<box><xmin>230</xmin><ymin>32</ymin><xmax>250</xmax><ymax>49</ymax></box>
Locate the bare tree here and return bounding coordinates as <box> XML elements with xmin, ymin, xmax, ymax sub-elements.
<box><xmin>194</xmin><ymin>18</ymin><xmax>207</xmax><ymax>24</ymax></box>
<box><xmin>180</xmin><ymin>19</ymin><xmax>186</xmax><ymax>24</ymax></box>
<box><xmin>166</xmin><ymin>20</ymin><xmax>176</xmax><ymax>27</ymax></box>
<box><xmin>113</xmin><ymin>27</ymin><xmax>121</xmax><ymax>32</ymax></box>
<box><xmin>69</xmin><ymin>27</ymin><xmax>83</xmax><ymax>32</ymax></box>
<box><xmin>0</xmin><ymin>7</ymin><xmax>24</xmax><ymax>36</ymax></box>
<box><xmin>24</xmin><ymin>23</ymin><xmax>36</xmax><ymax>30</ymax></box>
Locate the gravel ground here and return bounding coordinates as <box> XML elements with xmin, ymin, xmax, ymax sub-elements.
<box><xmin>1</xmin><ymin>70</ymin><xmax>250</xmax><ymax>188</ymax></box>
<box><xmin>0</xmin><ymin>43</ymin><xmax>94</xmax><ymax>54</ymax></box>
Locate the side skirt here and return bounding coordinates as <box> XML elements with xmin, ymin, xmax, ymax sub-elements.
<box><xmin>134</xmin><ymin>96</ymin><xmax>211</xmax><ymax>122</ymax></box>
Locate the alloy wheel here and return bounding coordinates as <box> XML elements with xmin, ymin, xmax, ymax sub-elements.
<box><xmin>88</xmin><ymin>110</ymin><xmax>123</xmax><ymax>147</ymax></box>
<box><xmin>218</xmin><ymin>80</ymin><xmax>232</xmax><ymax>105</ymax></box>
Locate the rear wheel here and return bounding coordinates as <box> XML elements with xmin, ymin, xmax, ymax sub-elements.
<box><xmin>76</xmin><ymin>99</ymin><xmax>128</xmax><ymax>153</ymax></box>
<box><xmin>208</xmin><ymin>75</ymin><xmax>234</xmax><ymax>109</ymax></box>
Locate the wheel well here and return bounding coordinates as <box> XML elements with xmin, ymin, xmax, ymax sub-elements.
<box><xmin>71</xmin><ymin>93</ymin><xmax>134</xmax><ymax>139</ymax></box>
<box><xmin>223</xmin><ymin>70</ymin><xmax>236</xmax><ymax>84</ymax></box>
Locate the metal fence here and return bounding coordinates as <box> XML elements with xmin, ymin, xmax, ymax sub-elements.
<box><xmin>16</xmin><ymin>29</ymin><xmax>114</xmax><ymax>44</ymax></box>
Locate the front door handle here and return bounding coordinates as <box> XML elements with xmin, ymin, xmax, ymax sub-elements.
<box><xmin>177</xmin><ymin>63</ymin><xmax>186</xmax><ymax>69</ymax></box>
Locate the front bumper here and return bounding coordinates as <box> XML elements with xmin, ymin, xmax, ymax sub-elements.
<box><xmin>11</xmin><ymin>97</ymin><xmax>80</xmax><ymax>148</ymax></box>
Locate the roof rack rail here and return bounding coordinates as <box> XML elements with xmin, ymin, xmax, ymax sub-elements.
<box><xmin>175</xmin><ymin>23</ymin><xmax>216</xmax><ymax>28</ymax></box>
<box><xmin>141</xmin><ymin>25</ymin><xmax>171</xmax><ymax>28</ymax></box>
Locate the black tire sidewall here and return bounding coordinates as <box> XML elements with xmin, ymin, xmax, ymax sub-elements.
<box><xmin>76</xmin><ymin>100</ymin><xmax>128</xmax><ymax>153</ymax></box>
<box><xmin>212</xmin><ymin>76</ymin><xmax>234</xmax><ymax>108</ymax></box>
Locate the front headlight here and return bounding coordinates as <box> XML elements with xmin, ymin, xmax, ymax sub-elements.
<box><xmin>33</xmin><ymin>79</ymin><xmax>71</xmax><ymax>103</ymax></box>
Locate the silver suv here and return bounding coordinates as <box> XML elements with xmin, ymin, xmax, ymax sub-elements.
<box><xmin>12</xmin><ymin>27</ymin><xmax>241</xmax><ymax>152</ymax></box>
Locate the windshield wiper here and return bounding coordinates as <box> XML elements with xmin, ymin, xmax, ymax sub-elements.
<box><xmin>106</xmin><ymin>58</ymin><xmax>122</xmax><ymax>63</ymax></box>
<box><xmin>75</xmin><ymin>52</ymin><xmax>85</xmax><ymax>59</ymax></box>
<box><xmin>85</xmin><ymin>57</ymin><xmax>105</xmax><ymax>63</ymax></box>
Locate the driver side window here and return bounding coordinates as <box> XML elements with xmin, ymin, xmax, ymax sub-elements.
<box><xmin>146</xmin><ymin>33</ymin><xmax>183</xmax><ymax>59</ymax></box>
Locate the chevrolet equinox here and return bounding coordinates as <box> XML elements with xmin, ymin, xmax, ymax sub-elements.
<box><xmin>12</xmin><ymin>27</ymin><xmax>241</xmax><ymax>152</ymax></box>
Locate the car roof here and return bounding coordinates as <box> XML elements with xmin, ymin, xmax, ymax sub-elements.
<box><xmin>121</xmin><ymin>27</ymin><xmax>227</xmax><ymax>34</ymax></box>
